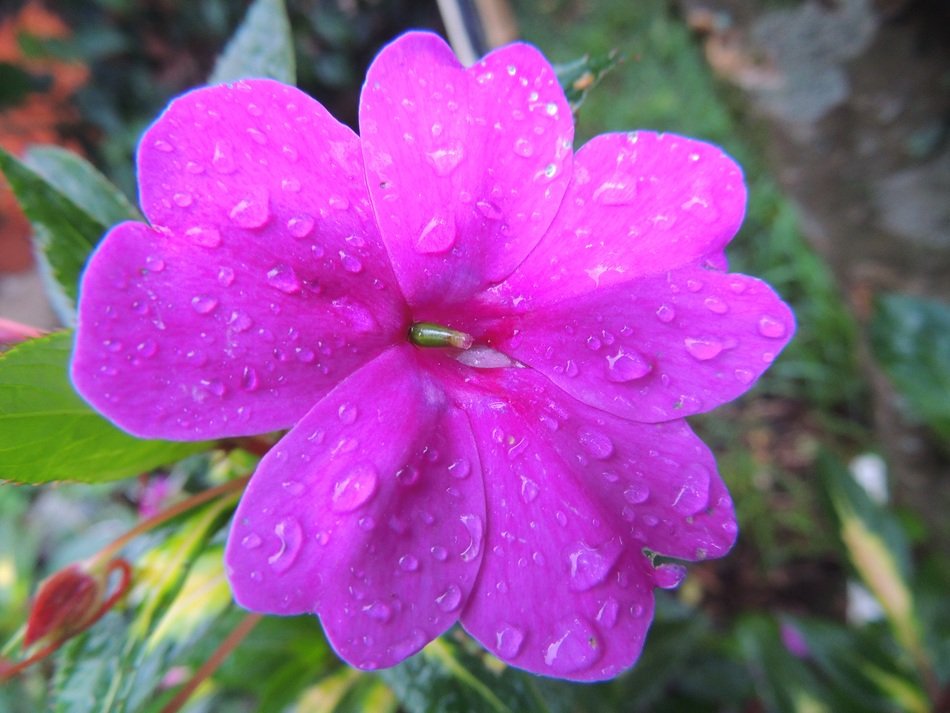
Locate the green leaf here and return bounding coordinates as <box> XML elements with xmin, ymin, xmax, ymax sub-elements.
<box><xmin>379</xmin><ymin>634</ymin><xmax>554</xmax><ymax>713</ymax></box>
<box><xmin>553</xmin><ymin>50</ymin><xmax>622</xmax><ymax>113</ymax></box>
<box><xmin>817</xmin><ymin>451</ymin><xmax>932</xmax><ymax>681</ymax></box>
<box><xmin>210</xmin><ymin>0</ymin><xmax>296</xmax><ymax>85</ymax></box>
<box><xmin>0</xmin><ymin>146</ymin><xmax>133</xmax><ymax>307</ymax></box>
<box><xmin>24</xmin><ymin>145</ymin><xmax>142</xmax><ymax>228</ymax></box>
<box><xmin>0</xmin><ymin>331</ymin><xmax>208</xmax><ymax>484</ymax></box>
<box><xmin>870</xmin><ymin>293</ymin><xmax>950</xmax><ymax>443</ymax></box>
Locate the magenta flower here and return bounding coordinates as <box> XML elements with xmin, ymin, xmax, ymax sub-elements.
<box><xmin>71</xmin><ymin>32</ymin><xmax>793</xmax><ymax>679</ymax></box>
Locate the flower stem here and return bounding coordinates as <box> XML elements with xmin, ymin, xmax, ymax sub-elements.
<box><xmin>159</xmin><ymin>613</ymin><xmax>262</xmax><ymax>713</ymax></box>
<box><xmin>94</xmin><ymin>476</ymin><xmax>250</xmax><ymax>565</ymax></box>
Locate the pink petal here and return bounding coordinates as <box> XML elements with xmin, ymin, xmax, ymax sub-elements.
<box><xmin>359</xmin><ymin>32</ymin><xmax>573</xmax><ymax>308</ymax></box>
<box><xmin>450</xmin><ymin>365</ymin><xmax>735</xmax><ymax>680</ymax></box>
<box><xmin>72</xmin><ymin>80</ymin><xmax>409</xmax><ymax>440</ymax></box>
<box><xmin>465</xmin><ymin>267</ymin><xmax>794</xmax><ymax>422</ymax></box>
<box><xmin>225</xmin><ymin>346</ymin><xmax>486</xmax><ymax>670</ymax></box>
<box><xmin>500</xmin><ymin>131</ymin><xmax>746</xmax><ymax>305</ymax></box>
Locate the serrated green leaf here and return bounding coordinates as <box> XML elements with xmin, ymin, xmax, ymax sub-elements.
<box><xmin>0</xmin><ymin>331</ymin><xmax>208</xmax><ymax>483</ymax></box>
<box><xmin>210</xmin><ymin>0</ymin><xmax>296</xmax><ymax>85</ymax></box>
<box><xmin>870</xmin><ymin>293</ymin><xmax>950</xmax><ymax>444</ymax></box>
<box><xmin>553</xmin><ymin>50</ymin><xmax>622</xmax><ymax>113</ymax></box>
<box><xmin>379</xmin><ymin>634</ymin><xmax>552</xmax><ymax>713</ymax></box>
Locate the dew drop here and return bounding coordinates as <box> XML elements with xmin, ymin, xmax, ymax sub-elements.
<box><xmin>281</xmin><ymin>177</ymin><xmax>301</xmax><ymax>192</ymax></box>
<box><xmin>459</xmin><ymin>514</ymin><xmax>483</xmax><ymax>562</ymax></box>
<box><xmin>593</xmin><ymin>180</ymin><xmax>637</xmax><ymax>206</ymax></box>
<box><xmin>266</xmin><ymin>263</ymin><xmax>302</xmax><ymax>294</ymax></box>
<box><xmin>577</xmin><ymin>427</ymin><xmax>614</xmax><ymax>460</ymax></box>
<box><xmin>476</xmin><ymin>200</ymin><xmax>503</xmax><ymax>220</ymax></box>
<box><xmin>495</xmin><ymin>624</ymin><xmax>524</xmax><ymax>658</ymax></box>
<box><xmin>436</xmin><ymin>584</ymin><xmax>462</xmax><ymax>612</ymax></box>
<box><xmin>656</xmin><ymin>305</ymin><xmax>676</xmax><ymax>324</ymax></box>
<box><xmin>586</xmin><ymin>335</ymin><xmax>602</xmax><ymax>351</ymax></box>
<box><xmin>331</xmin><ymin>464</ymin><xmax>378</xmax><ymax>512</ymax></box>
<box><xmin>399</xmin><ymin>554</ymin><xmax>419</xmax><ymax>572</ymax></box>
<box><xmin>212</xmin><ymin>139</ymin><xmax>237</xmax><ymax>174</ymax></box>
<box><xmin>543</xmin><ymin>617</ymin><xmax>602</xmax><ymax>673</ymax></box>
<box><xmin>448</xmin><ymin>458</ymin><xmax>470</xmax><ymax>479</ymax></box>
<box><xmin>362</xmin><ymin>600</ymin><xmax>392</xmax><ymax>621</ymax></box>
<box><xmin>190</xmin><ymin>295</ymin><xmax>218</xmax><ymax>314</ymax></box>
<box><xmin>734</xmin><ymin>368</ymin><xmax>755</xmax><ymax>384</ymax></box>
<box><xmin>425</xmin><ymin>144</ymin><xmax>464</xmax><ymax>176</ymax></box>
<box><xmin>282</xmin><ymin>480</ymin><xmax>304</xmax><ymax>496</ymax></box>
<box><xmin>136</xmin><ymin>338</ymin><xmax>158</xmax><ymax>358</ymax></box>
<box><xmin>186</xmin><ymin>226</ymin><xmax>222</xmax><ymax>248</ymax></box>
<box><xmin>758</xmin><ymin>315</ymin><xmax>787</xmax><ymax>339</ymax></box>
<box><xmin>596</xmin><ymin>598</ymin><xmax>620</xmax><ymax>629</ymax></box>
<box><xmin>654</xmin><ymin>563</ymin><xmax>687</xmax><ymax>589</ymax></box>
<box><xmin>520</xmin><ymin>475</ymin><xmax>539</xmax><ymax>503</ymax></box>
<box><xmin>514</xmin><ymin>138</ymin><xmax>534</xmax><ymax>157</ymax></box>
<box><xmin>415</xmin><ymin>215</ymin><xmax>456</xmax><ymax>254</ymax></box>
<box><xmin>287</xmin><ymin>215</ymin><xmax>315</xmax><ymax>238</ymax></box>
<box><xmin>241</xmin><ymin>533</ymin><xmax>262</xmax><ymax>550</ymax></box>
<box><xmin>172</xmin><ymin>192</ymin><xmax>193</xmax><ymax>207</ymax></box>
<box><xmin>396</xmin><ymin>464</ymin><xmax>420</xmax><ymax>487</ymax></box>
<box><xmin>227</xmin><ymin>310</ymin><xmax>253</xmax><ymax>332</ymax></box>
<box><xmin>337</xmin><ymin>402</ymin><xmax>358</xmax><ymax>424</ymax></box>
<box><xmin>605</xmin><ymin>350</ymin><xmax>651</xmax><ymax>382</ymax></box>
<box><xmin>153</xmin><ymin>139</ymin><xmax>174</xmax><ymax>153</ymax></box>
<box><xmin>704</xmin><ymin>296</ymin><xmax>729</xmax><ymax>314</ymax></box>
<box><xmin>340</xmin><ymin>253</ymin><xmax>364</xmax><ymax>273</ymax></box>
<box><xmin>230</xmin><ymin>195</ymin><xmax>269</xmax><ymax>229</ymax></box>
<box><xmin>623</xmin><ymin>482</ymin><xmax>650</xmax><ymax>504</ymax></box>
<box><xmin>567</xmin><ymin>541</ymin><xmax>620</xmax><ymax>592</ymax></box>
<box><xmin>684</xmin><ymin>337</ymin><xmax>723</xmax><ymax>361</ymax></box>
<box><xmin>217</xmin><ymin>266</ymin><xmax>235</xmax><ymax>286</ymax></box>
<box><xmin>430</xmin><ymin>545</ymin><xmax>448</xmax><ymax>561</ymax></box>
<box><xmin>672</xmin><ymin>462</ymin><xmax>711</xmax><ymax>515</ymax></box>
<box><xmin>267</xmin><ymin>517</ymin><xmax>303</xmax><ymax>573</ymax></box>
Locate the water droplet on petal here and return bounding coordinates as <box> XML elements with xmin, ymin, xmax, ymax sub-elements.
<box><xmin>672</xmin><ymin>462</ymin><xmax>711</xmax><ymax>515</ymax></box>
<box><xmin>704</xmin><ymin>296</ymin><xmax>729</xmax><ymax>314</ymax></box>
<box><xmin>145</xmin><ymin>255</ymin><xmax>166</xmax><ymax>272</ymax></box>
<box><xmin>520</xmin><ymin>476</ymin><xmax>539</xmax><ymax>503</ymax></box>
<box><xmin>187</xmin><ymin>226</ymin><xmax>222</xmax><ymax>248</ymax></box>
<box><xmin>227</xmin><ymin>310</ymin><xmax>253</xmax><ymax>332</ymax></box>
<box><xmin>266</xmin><ymin>263</ymin><xmax>302</xmax><ymax>294</ymax></box>
<box><xmin>267</xmin><ymin>517</ymin><xmax>303</xmax><ymax>573</ymax></box>
<box><xmin>340</xmin><ymin>253</ymin><xmax>363</xmax><ymax>273</ymax></box>
<box><xmin>136</xmin><ymin>338</ymin><xmax>158</xmax><ymax>358</ymax></box>
<box><xmin>426</xmin><ymin>144</ymin><xmax>464</xmax><ymax>176</ymax></box>
<box><xmin>543</xmin><ymin>616</ymin><xmax>602</xmax><ymax>674</ymax></box>
<box><xmin>758</xmin><ymin>315</ymin><xmax>787</xmax><ymax>339</ymax></box>
<box><xmin>448</xmin><ymin>458</ymin><xmax>470</xmax><ymax>479</ymax></box>
<box><xmin>654</xmin><ymin>563</ymin><xmax>687</xmax><ymax>589</ymax></box>
<box><xmin>415</xmin><ymin>215</ymin><xmax>456</xmax><ymax>254</ymax></box>
<box><xmin>172</xmin><ymin>192</ymin><xmax>193</xmax><ymax>207</ymax></box>
<box><xmin>476</xmin><ymin>200</ymin><xmax>503</xmax><ymax>220</ymax></box>
<box><xmin>399</xmin><ymin>554</ymin><xmax>419</xmax><ymax>572</ymax></box>
<box><xmin>577</xmin><ymin>427</ymin><xmax>614</xmax><ymax>460</ymax></box>
<box><xmin>287</xmin><ymin>215</ymin><xmax>315</xmax><ymax>239</ymax></box>
<box><xmin>212</xmin><ymin>139</ymin><xmax>237</xmax><ymax>173</ymax></box>
<box><xmin>153</xmin><ymin>139</ymin><xmax>174</xmax><ymax>153</ymax></box>
<box><xmin>281</xmin><ymin>177</ymin><xmax>301</xmax><ymax>192</ymax></box>
<box><xmin>586</xmin><ymin>336</ymin><xmax>602</xmax><ymax>351</ymax></box>
<box><xmin>596</xmin><ymin>598</ymin><xmax>620</xmax><ymax>628</ymax></box>
<box><xmin>217</xmin><ymin>266</ymin><xmax>235</xmax><ymax>285</ymax></box>
<box><xmin>230</xmin><ymin>190</ymin><xmax>270</xmax><ymax>228</ymax></box>
<box><xmin>684</xmin><ymin>337</ymin><xmax>723</xmax><ymax>361</ymax></box>
<box><xmin>605</xmin><ymin>350</ymin><xmax>651</xmax><ymax>382</ymax></box>
<box><xmin>282</xmin><ymin>480</ymin><xmax>304</xmax><ymax>496</ymax></box>
<box><xmin>191</xmin><ymin>295</ymin><xmax>218</xmax><ymax>314</ymax></box>
<box><xmin>337</xmin><ymin>402</ymin><xmax>358</xmax><ymax>424</ymax></box>
<box><xmin>362</xmin><ymin>600</ymin><xmax>392</xmax><ymax>621</ymax></box>
<box><xmin>514</xmin><ymin>138</ymin><xmax>534</xmax><ymax>157</ymax></box>
<box><xmin>241</xmin><ymin>533</ymin><xmax>262</xmax><ymax>549</ymax></box>
<box><xmin>436</xmin><ymin>584</ymin><xmax>462</xmax><ymax>612</ymax></box>
<box><xmin>396</xmin><ymin>464</ymin><xmax>420</xmax><ymax>487</ymax></box>
<box><xmin>656</xmin><ymin>304</ymin><xmax>676</xmax><ymax>323</ymax></box>
<box><xmin>459</xmin><ymin>514</ymin><xmax>483</xmax><ymax>562</ymax></box>
<box><xmin>567</xmin><ymin>540</ymin><xmax>620</xmax><ymax>592</ymax></box>
<box><xmin>495</xmin><ymin>624</ymin><xmax>524</xmax><ymax>658</ymax></box>
<box><xmin>331</xmin><ymin>464</ymin><xmax>378</xmax><ymax>513</ymax></box>
<box><xmin>430</xmin><ymin>545</ymin><xmax>448</xmax><ymax>561</ymax></box>
<box><xmin>734</xmin><ymin>368</ymin><xmax>755</xmax><ymax>384</ymax></box>
<box><xmin>623</xmin><ymin>482</ymin><xmax>650</xmax><ymax>504</ymax></box>
<box><xmin>593</xmin><ymin>180</ymin><xmax>637</xmax><ymax>206</ymax></box>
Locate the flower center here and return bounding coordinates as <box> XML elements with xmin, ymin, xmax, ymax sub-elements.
<box><xmin>408</xmin><ymin>321</ymin><xmax>473</xmax><ymax>350</ymax></box>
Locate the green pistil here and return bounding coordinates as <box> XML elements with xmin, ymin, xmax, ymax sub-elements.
<box><xmin>409</xmin><ymin>322</ymin><xmax>474</xmax><ymax>349</ymax></box>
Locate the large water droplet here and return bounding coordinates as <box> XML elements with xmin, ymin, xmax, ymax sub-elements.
<box><xmin>287</xmin><ymin>215</ymin><xmax>315</xmax><ymax>239</ymax></box>
<box><xmin>229</xmin><ymin>190</ymin><xmax>270</xmax><ymax>228</ymax></box>
<box><xmin>672</xmin><ymin>462</ymin><xmax>711</xmax><ymax>515</ymax></box>
<box><xmin>399</xmin><ymin>554</ymin><xmax>419</xmax><ymax>572</ymax></box>
<box><xmin>331</xmin><ymin>464</ymin><xmax>378</xmax><ymax>512</ymax></box>
<box><xmin>191</xmin><ymin>295</ymin><xmax>218</xmax><ymax>314</ymax></box>
<box><xmin>543</xmin><ymin>617</ymin><xmax>602</xmax><ymax>674</ymax></box>
<box><xmin>459</xmin><ymin>514</ymin><xmax>483</xmax><ymax>562</ymax></box>
<box><xmin>495</xmin><ymin>624</ymin><xmax>525</xmax><ymax>658</ymax></box>
<box><xmin>593</xmin><ymin>179</ymin><xmax>637</xmax><ymax>206</ymax></box>
<box><xmin>267</xmin><ymin>517</ymin><xmax>303</xmax><ymax>573</ymax></box>
<box><xmin>758</xmin><ymin>315</ymin><xmax>787</xmax><ymax>339</ymax></box>
<box><xmin>415</xmin><ymin>215</ymin><xmax>456</xmax><ymax>254</ymax></box>
<box><xmin>684</xmin><ymin>337</ymin><xmax>723</xmax><ymax>361</ymax></box>
<box><xmin>426</xmin><ymin>144</ymin><xmax>464</xmax><ymax>176</ymax></box>
<box><xmin>654</xmin><ymin>563</ymin><xmax>687</xmax><ymax>589</ymax></box>
<box><xmin>436</xmin><ymin>584</ymin><xmax>462</xmax><ymax>612</ymax></box>
<box><xmin>605</xmin><ymin>350</ymin><xmax>651</xmax><ymax>382</ymax></box>
<box><xmin>567</xmin><ymin>540</ymin><xmax>620</xmax><ymax>592</ymax></box>
<box><xmin>266</xmin><ymin>263</ymin><xmax>302</xmax><ymax>294</ymax></box>
<box><xmin>577</xmin><ymin>427</ymin><xmax>615</xmax><ymax>460</ymax></box>
<box><xmin>212</xmin><ymin>139</ymin><xmax>237</xmax><ymax>174</ymax></box>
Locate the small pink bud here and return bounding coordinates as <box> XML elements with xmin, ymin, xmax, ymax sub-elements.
<box><xmin>24</xmin><ymin>565</ymin><xmax>102</xmax><ymax>648</ymax></box>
